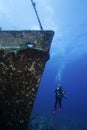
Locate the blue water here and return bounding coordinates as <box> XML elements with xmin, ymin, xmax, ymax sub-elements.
<box><xmin>28</xmin><ymin>1</ymin><xmax>87</xmax><ymax>128</ymax></box>
<box><xmin>29</xmin><ymin>52</ymin><xmax>87</xmax><ymax>129</ymax></box>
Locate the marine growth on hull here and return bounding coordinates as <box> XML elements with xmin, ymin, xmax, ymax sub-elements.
<box><xmin>0</xmin><ymin>30</ymin><xmax>54</xmax><ymax>130</ymax></box>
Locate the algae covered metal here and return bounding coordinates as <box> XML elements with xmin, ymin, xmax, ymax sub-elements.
<box><xmin>0</xmin><ymin>30</ymin><xmax>54</xmax><ymax>130</ymax></box>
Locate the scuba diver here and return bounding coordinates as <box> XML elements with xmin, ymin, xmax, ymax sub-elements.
<box><xmin>52</xmin><ymin>84</ymin><xmax>67</xmax><ymax>115</ymax></box>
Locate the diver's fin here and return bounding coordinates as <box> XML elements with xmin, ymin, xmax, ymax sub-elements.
<box><xmin>52</xmin><ymin>109</ymin><xmax>56</xmax><ymax>116</ymax></box>
<box><xmin>58</xmin><ymin>107</ymin><xmax>62</xmax><ymax>111</ymax></box>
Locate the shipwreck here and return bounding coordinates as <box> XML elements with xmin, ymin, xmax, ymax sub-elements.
<box><xmin>0</xmin><ymin>30</ymin><xmax>54</xmax><ymax>130</ymax></box>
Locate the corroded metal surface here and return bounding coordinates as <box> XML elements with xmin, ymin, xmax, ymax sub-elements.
<box><xmin>0</xmin><ymin>31</ymin><xmax>53</xmax><ymax>52</ymax></box>
<box><xmin>0</xmin><ymin>30</ymin><xmax>54</xmax><ymax>130</ymax></box>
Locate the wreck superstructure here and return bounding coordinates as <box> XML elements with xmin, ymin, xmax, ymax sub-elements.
<box><xmin>0</xmin><ymin>30</ymin><xmax>54</xmax><ymax>130</ymax></box>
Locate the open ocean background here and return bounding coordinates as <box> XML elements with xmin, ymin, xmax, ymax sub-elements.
<box><xmin>28</xmin><ymin>1</ymin><xmax>87</xmax><ymax>129</ymax></box>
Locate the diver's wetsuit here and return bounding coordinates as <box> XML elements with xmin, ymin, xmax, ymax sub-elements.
<box><xmin>54</xmin><ymin>87</ymin><xmax>65</xmax><ymax>110</ymax></box>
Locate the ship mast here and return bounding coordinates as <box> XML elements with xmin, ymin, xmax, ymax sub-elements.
<box><xmin>30</xmin><ymin>0</ymin><xmax>43</xmax><ymax>30</ymax></box>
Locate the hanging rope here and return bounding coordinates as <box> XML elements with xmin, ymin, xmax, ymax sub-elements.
<box><xmin>30</xmin><ymin>0</ymin><xmax>43</xmax><ymax>30</ymax></box>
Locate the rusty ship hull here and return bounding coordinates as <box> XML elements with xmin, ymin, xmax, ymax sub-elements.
<box><xmin>0</xmin><ymin>30</ymin><xmax>54</xmax><ymax>130</ymax></box>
